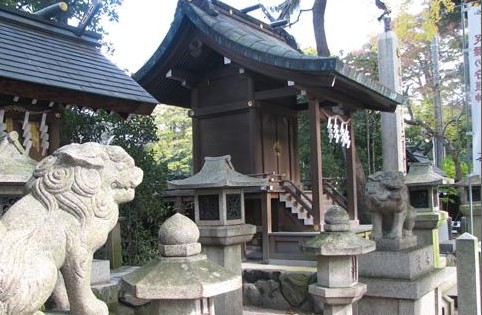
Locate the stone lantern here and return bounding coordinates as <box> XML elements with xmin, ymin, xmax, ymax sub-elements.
<box><xmin>405</xmin><ymin>162</ymin><xmax>453</xmax><ymax>267</ymax></box>
<box><xmin>0</xmin><ymin>131</ymin><xmax>36</xmax><ymax>217</ymax></box>
<box><xmin>168</xmin><ymin>155</ymin><xmax>267</xmax><ymax>315</ymax></box>
<box><xmin>303</xmin><ymin>206</ymin><xmax>375</xmax><ymax>315</ymax></box>
<box><xmin>122</xmin><ymin>213</ymin><xmax>241</xmax><ymax>315</ymax></box>
<box><xmin>405</xmin><ymin>163</ymin><xmax>452</xmax><ymax>213</ymax></box>
<box><xmin>169</xmin><ymin>155</ymin><xmax>267</xmax><ymax>226</ymax></box>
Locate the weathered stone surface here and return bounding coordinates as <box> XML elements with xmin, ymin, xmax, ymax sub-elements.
<box><xmin>279</xmin><ymin>272</ymin><xmax>313</xmax><ymax>307</ymax></box>
<box><xmin>92</xmin><ymin>282</ymin><xmax>120</xmax><ymax>312</ymax></box>
<box><xmin>243</xmin><ymin>282</ymin><xmax>263</xmax><ymax>306</ymax></box>
<box><xmin>243</xmin><ymin>269</ymin><xmax>281</xmax><ymax>283</ymax></box>
<box><xmin>91</xmin><ymin>259</ymin><xmax>111</xmax><ymax>285</ymax></box>
<box><xmin>0</xmin><ymin>143</ymin><xmax>143</xmax><ymax>315</ymax></box>
<box><xmin>365</xmin><ymin>171</ymin><xmax>417</xmax><ymax>250</ymax></box>
<box><xmin>255</xmin><ymin>279</ymin><xmax>292</xmax><ymax>310</ymax></box>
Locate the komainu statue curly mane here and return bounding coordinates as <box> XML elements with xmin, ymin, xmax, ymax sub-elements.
<box><xmin>0</xmin><ymin>143</ymin><xmax>143</xmax><ymax>315</ymax></box>
<box><xmin>365</xmin><ymin>171</ymin><xmax>416</xmax><ymax>251</ymax></box>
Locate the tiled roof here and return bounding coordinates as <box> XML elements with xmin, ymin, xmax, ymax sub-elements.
<box><xmin>135</xmin><ymin>0</ymin><xmax>405</xmax><ymax>110</ymax></box>
<box><xmin>0</xmin><ymin>7</ymin><xmax>157</xmax><ymax>113</ymax></box>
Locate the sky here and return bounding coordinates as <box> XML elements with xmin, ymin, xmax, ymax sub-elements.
<box><xmin>103</xmin><ymin>0</ymin><xmax>401</xmax><ymax>74</ymax></box>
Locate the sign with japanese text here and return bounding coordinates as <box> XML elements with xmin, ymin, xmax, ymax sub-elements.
<box><xmin>467</xmin><ymin>3</ymin><xmax>481</xmax><ymax>176</ymax></box>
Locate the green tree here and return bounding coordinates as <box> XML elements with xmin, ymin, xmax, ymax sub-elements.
<box><xmin>1</xmin><ymin>0</ymin><xmax>122</xmax><ymax>33</ymax></box>
<box><xmin>60</xmin><ymin>107</ymin><xmax>174</xmax><ymax>265</ymax></box>
<box><xmin>150</xmin><ymin>105</ymin><xmax>193</xmax><ymax>179</ymax></box>
<box><xmin>397</xmin><ymin>3</ymin><xmax>468</xmax><ymax>181</ymax></box>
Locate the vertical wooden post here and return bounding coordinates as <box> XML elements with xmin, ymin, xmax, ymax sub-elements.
<box><xmin>346</xmin><ymin>116</ymin><xmax>358</xmax><ymax>224</ymax></box>
<box><xmin>106</xmin><ymin>220</ymin><xmax>123</xmax><ymax>269</ymax></box>
<box><xmin>191</xmin><ymin>88</ymin><xmax>201</xmax><ymax>173</ymax></box>
<box><xmin>309</xmin><ymin>99</ymin><xmax>323</xmax><ymax>231</ymax></box>
<box><xmin>261</xmin><ymin>193</ymin><xmax>272</xmax><ymax>263</ymax></box>
<box><xmin>48</xmin><ymin>112</ymin><xmax>61</xmax><ymax>154</ymax></box>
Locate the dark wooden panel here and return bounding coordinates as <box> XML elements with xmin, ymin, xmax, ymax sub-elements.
<box><xmin>196</xmin><ymin>111</ymin><xmax>252</xmax><ymax>174</ymax></box>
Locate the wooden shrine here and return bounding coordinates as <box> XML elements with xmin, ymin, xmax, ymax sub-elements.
<box><xmin>0</xmin><ymin>4</ymin><xmax>157</xmax><ymax>160</ymax></box>
<box><xmin>0</xmin><ymin>3</ymin><xmax>157</xmax><ymax>268</ymax></box>
<box><xmin>134</xmin><ymin>0</ymin><xmax>405</xmax><ymax>262</ymax></box>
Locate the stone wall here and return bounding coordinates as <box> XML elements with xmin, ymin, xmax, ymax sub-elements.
<box><xmin>88</xmin><ymin>267</ymin><xmax>322</xmax><ymax>315</ymax></box>
<box><xmin>242</xmin><ymin>269</ymin><xmax>321</xmax><ymax>314</ymax></box>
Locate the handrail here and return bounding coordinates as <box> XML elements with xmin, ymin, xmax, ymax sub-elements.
<box><xmin>322</xmin><ymin>179</ymin><xmax>348</xmax><ymax>209</ymax></box>
<box><xmin>281</xmin><ymin>179</ymin><xmax>314</xmax><ymax>218</ymax></box>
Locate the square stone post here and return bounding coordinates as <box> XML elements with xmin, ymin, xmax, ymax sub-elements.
<box><xmin>456</xmin><ymin>233</ymin><xmax>481</xmax><ymax>315</ymax></box>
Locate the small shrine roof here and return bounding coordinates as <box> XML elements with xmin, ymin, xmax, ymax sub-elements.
<box><xmin>168</xmin><ymin>155</ymin><xmax>268</xmax><ymax>189</ymax></box>
<box><xmin>0</xmin><ymin>6</ymin><xmax>157</xmax><ymax>114</ymax></box>
<box><xmin>405</xmin><ymin>162</ymin><xmax>454</xmax><ymax>186</ymax></box>
<box><xmin>135</xmin><ymin>0</ymin><xmax>405</xmax><ymax>111</ymax></box>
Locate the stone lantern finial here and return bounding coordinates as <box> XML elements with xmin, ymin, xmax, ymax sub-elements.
<box><xmin>158</xmin><ymin>213</ymin><xmax>201</xmax><ymax>257</ymax></box>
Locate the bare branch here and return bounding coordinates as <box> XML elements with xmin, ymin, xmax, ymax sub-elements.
<box><xmin>287</xmin><ymin>8</ymin><xmax>312</xmax><ymax>27</ymax></box>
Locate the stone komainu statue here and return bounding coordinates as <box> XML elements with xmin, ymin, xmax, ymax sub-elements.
<box><xmin>365</xmin><ymin>171</ymin><xmax>416</xmax><ymax>241</ymax></box>
<box><xmin>0</xmin><ymin>143</ymin><xmax>143</xmax><ymax>315</ymax></box>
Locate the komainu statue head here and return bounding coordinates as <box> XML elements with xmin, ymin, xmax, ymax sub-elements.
<box><xmin>0</xmin><ymin>143</ymin><xmax>142</xmax><ymax>315</ymax></box>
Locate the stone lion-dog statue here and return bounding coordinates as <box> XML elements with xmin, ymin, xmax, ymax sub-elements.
<box><xmin>0</xmin><ymin>143</ymin><xmax>143</xmax><ymax>315</ymax></box>
<box><xmin>365</xmin><ymin>171</ymin><xmax>416</xmax><ymax>241</ymax></box>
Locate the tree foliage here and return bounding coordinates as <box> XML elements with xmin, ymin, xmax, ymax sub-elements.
<box><xmin>1</xmin><ymin>0</ymin><xmax>122</xmax><ymax>33</ymax></box>
<box><xmin>150</xmin><ymin>105</ymin><xmax>193</xmax><ymax>179</ymax></box>
<box><xmin>396</xmin><ymin>2</ymin><xmax>468</xmax><ymax>180</ymax></box>
<box><xmin>60</xmin><ymin>107</ymin><xmax>174</xmax><ymax>265</ymax></box>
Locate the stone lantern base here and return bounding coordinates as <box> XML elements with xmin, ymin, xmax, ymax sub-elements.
<box><xmin>358</xmin><ymin>246</ymin><xmax>457</xmax><ymax>315</ymax></box>
<box><xmin>413</xmin><ymin>210</ymin><xmax>448</xmax><ymax>268</ymax></box>
<box><xmin>199</xmin><ymin>223</ymin><xmax>256</xmax><ymax>315</ymax></box>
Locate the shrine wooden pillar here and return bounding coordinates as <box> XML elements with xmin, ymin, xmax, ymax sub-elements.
<box><xmin>346</xmin><ymin>116</ymin><xmax>358</xmax><ymax>224</ymax></box>
<box><xmin>261</xmin><ymin>192</ymin><xmax>272</xmax><ymax>263</ymax></box>
<box><xmin>309</xmin><ymin>99</ymin><xmax>323</xmax><ymax>231</ymax></box>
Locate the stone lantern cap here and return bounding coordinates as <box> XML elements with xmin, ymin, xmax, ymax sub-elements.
<box><xmin>0</xmin><ymin>131</ymin><xmax>37</xmax><ymax>186</ymax></box>
<box><xmin>167</xmin><ymin>155</ymin><xmax>268</xmax><ymax>189</ymax></box>
<box><xmin>303</xmin><ymin>206</ymin><xmax>375</xmax><ymax>256</ymax></box>
<box><xmin>122</xmin><ymin>213</ymin><xmax>242</xmax><ymax>300</ymax></box>
<box><xmin>405</xmin><ymin>162</ymin><xmax>453</xmax><ymax>186</ymax></box>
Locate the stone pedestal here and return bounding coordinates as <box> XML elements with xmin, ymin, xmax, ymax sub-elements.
<box><xmin>460</xmin><ymin>203</ymin><xmax>481</xmax><ymax>239</ymax></box>
<box><xmin>359</xmin><ymin>246</ymin><xmax>456</xmax><ymax>315</ymax></box>
<box><xmin>199</xmin><ymin>224</ymin><xmax>256</xmax><ymax>315</ymax></box>
<box><xmin>413</xmin><ymin>211</ymin><xmax>448</xmax><ymax>268</ymax></box>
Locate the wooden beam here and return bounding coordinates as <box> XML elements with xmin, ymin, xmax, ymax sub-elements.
<box><xmin>346</xmin><ymin>116</ymin><xmax>358</xmax><ymax>224</ymax></box>
<box><xmin>309</xmin><ymin>99</ymin><xmax>323</xmax><ymax>231</ymax></box>
<box><xmin>190</xmin><ymin>100</ymin><xmax>252</xmax><ymax>118</ymax></box>
<box><xmin>254</xmin><ymin>87</ymin><xmax>300</xmax><ymax>101</ymax></box>
<box><xmin>166</xmin><ymin>68</ymin><xmax>195</xmax><ymax>88</ymax></box>
<box><xmin>0</xmin><ymin>78</ymin><xmax>155</xmax><ymax>114</ymax></box>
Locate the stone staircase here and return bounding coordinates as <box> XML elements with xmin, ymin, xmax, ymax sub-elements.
<box><xmin>279</xmin><ymin>191</ymin><xmax>336</xmax><ymax>227</ymax></box>
<box><xmin>279</xmin><ymin>192</ymin><xmax>314</xmax><ymax>225</ymax></box>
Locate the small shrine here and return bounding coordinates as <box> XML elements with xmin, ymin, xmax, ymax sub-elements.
<box><xmin>136</xmin><ymin>0</ymin><xmax>405</xmax><ymax>262</ymax></box>
<box><xmin>0</xmin><ymin>3</ymin><xmax>157</xmax><ymax>161</ymax></box>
